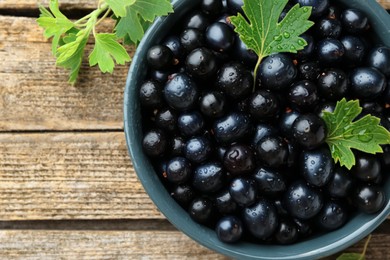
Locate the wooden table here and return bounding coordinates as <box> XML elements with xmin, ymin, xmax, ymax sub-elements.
<box><xmin>0</xmin><ymin>1</ymin><xmax>390</xmax><ymax>259</ymax></box>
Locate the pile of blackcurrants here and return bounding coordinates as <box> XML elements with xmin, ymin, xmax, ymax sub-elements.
<box><xmin>139</xmin><ymin>0</ymin><xmax>390</xmax><ymax>244</ymax></box>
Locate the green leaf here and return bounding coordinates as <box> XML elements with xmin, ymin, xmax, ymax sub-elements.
<box><xmin>89</xmin><ymin>33</ymin><xmax>131</xmax><ymax>73</ymax></box>
<box><xmin>131</xmin><ymin>0</ymin><xmax>173</xmax><ymax>21</ymax></box>
<box><xmin>337</xmin><ymin>253</ymin><xmax>365</xmax><ymax>260</ymax></box>
<box><xmin>37</xmin><ymin>0</ymin><xmax>74</xmax><ymax>54</ymax></box>
<box><xmin>115</xmin><ymin>8</ymin><xmax>144</xmax><ymax>45</ymax></box>
<box><xmin>38</xmin><ymin>5</ymin><xmax>53</xmax><ymax>18</ymax></box>
<box><xmin>55</xmin><ymin>26</ymin><xmax>91</xmax><ymax>84</ymax></box>
<box><xmin>322</xmin><ymin>98</ymin><xmax>390</xmax><ymax>169</ymax></box>
<box><xmin>114</xmin><ymin>0</ymin><xmax>172</xmax><ymax>45</ymax></box>
<box><xmin>230</xmin><ymin>0</ymin><xmax>314</xmax><ymax>83</ymax></box>
<box><xmin>106</xmin><ymin>0</ymin><xmax>135</xmax><ymax>17</ymax></box>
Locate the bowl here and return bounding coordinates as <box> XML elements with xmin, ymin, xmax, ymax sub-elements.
<box><xmin>124</xmin><ymin>0</ymin><xmax>390</xmax><ymax>259</ymax></box>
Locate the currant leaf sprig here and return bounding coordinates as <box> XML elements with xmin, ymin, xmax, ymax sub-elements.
<box><xmin>37</xmin><ymin>0</ymin><xmax>173</xmax><ymax>84</ymax></box>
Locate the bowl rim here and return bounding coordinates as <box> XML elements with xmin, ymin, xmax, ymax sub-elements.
<box><xmin>124</xmin><ymin>0</ymin><xmax>390</xmax><ymax>259</ymax></box>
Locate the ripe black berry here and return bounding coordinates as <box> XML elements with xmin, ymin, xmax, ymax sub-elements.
<box><xmin>258</xmin><ymin>54</ymin><xmax>297</xmax><ymax>90</ymax></box>
<box><xmin>139</xmin><ymin>80</ymin><xmax>163</xmax><ymax>108</ymax></box>
<box><xmin>189</xmin><ymin>197</ymin><xmax>214</xmax><ymax>223</ymax></box>
<box><xmin>252</xmin><ymin>167</ymin><xmax>286</xmax><ymax>197</ymax></box>
<box><xmin>180</xmin><ymin>28</ymin><xmax>204</xmax><ymax>53</ymax></box>
<box><xmin>274</xmin><ymin>219</ymin><xmax>299</xmax><ymax>245</ymax></box>
<box><xmin>164</xmin><ymin>73</ymin><xmax>199</xmax><ymax>111</ymax></box>
<box><xmin>205</xmin><ymin>22</ymin><xmax>235</xmax><ymax>52</ymax></box>
<box><xmin>147</xmin><ymin>45</ymin><xmax>174</xmax><ymax>70</ymax></box>
<box><xmin>223</xmin><ymin>144</ymin><xmax>255</xmax><ymax>175</ymax></box>
<box><xmin>201</xmin><ymin>0</ymin><xmax>223</xmax><ymax>16</ymax></box>
<box><xmin>142</xmin><ymin>129</ymin><xmax>168</xmax><ymax>157</ymax></box>
<box><xmin>350</xmin><ymin>67</ymin><xmax>386</xmax><ymax>100</ymax></box>
<box><xmin>249</xmin><ymin>90</ymin><xmax>280</xmax><ymax>121</ymax></box>
<box><xmin>229</xmin><ymin>177</ymin><xmax>258</xmax><ymax>207</ymax></box>
<box><xmin>216</xmin><ymin>62</ymin><xmax>253</xmax><ymax>99</ymax></box>
<box><xmin>316</xmin><ymin>201</ymin><xmax>348</xmax><ymax>231</ymax></box>
<box><xmin>199</xmin><ymin>91</ymin><xmax>226</xmax><ymax>118</ymax></box>
<box><xmin>294</xmin><ymin>0</ymin><xmax>329</xmax><ymax>17</ymax></box>
<box><xmin>288</xmin><ymin>80</ymin><xmax>319</xmax><ymax>111</ymax></box>
<box><xmin>166</xmin><ymin>157</ymin><xmax>192</xmax><ymax>184</ymax></box>
<box><xmin>353</xmin><ymin>184</ymin><xmax>386</xmax><ymax>214</ymax></box>
<box><xmin>284</xmin><ymin>181</ymin><xmax>323</xmax><ymax>220</ymax></box>
<box><xmin>214</xmin><ymin>189</ymin><xmax>238</xmax><ymax>215</ymax></box>
<box><xmin>292</xmin><ymin>114</ymin><xmax>327</xmax><ymax>150</ymax></box>
<box><xmin>317</xmin><ymin>69</ymin><xmax>348</xmax><ymax>100</ymax></box>
<box><xmin>340</xmin><ymin>35</ymin><xmax>366</xmax><ymax>64</ymax></box>
<box><xmin>216</xmin><ymin>216</ymin><xmax>243</xmax><ymax>243</ymax></box>
<box><xmin>243</xmin><ymin>199</ymin><xmax>278</xmax><ymax>240</ymax></box>
<box><xmin>300</xmin><ymin>147</ymin><xmax>334</xmax><ymax>187</ymax></box>
<box><xmin>366</xmin><ymin>46</ymin><xmax>390</xmax><ymax>76</ymax></box>
<box><xmin>213</xmin><ymin>112</ymin><xmax>251</xmax><ymax>144</ymax></box>
<box><xmin>184</xmin><ymin>137</ymin><xmax>212</xmax><ymax>163</ymax></box>
<box><xmin>178</xmin><ymin>112</ymin><xmax>204</xmax><ymax>137</ymax></box>
<box><xmin>193</xmin><ymin>162</ymin><xmax>225</xmax><ymax>193</ymax></box>
<box><xmin>341</xmin><ymin>9</ymin><xmax>369</xmax><ymax>34</ymax></box>
<box><xmin>317</xmin><ymin>38</ymin><xmax>345</xmax><ymax>64</ymax></box>
<box><xmin>255</xmin><ymin>136</ymin><xmax>288</xmax><ymax>168</ymax></box>
<box><xmin>183</xmin><ymin>11</ymin><xmax>210</xmax><ymax>31</ymax></box>
<box><xmin>327</xmin><ymin>166</ymin><xmax>354</xmax><ymax>198</ymax></box>
<box><xmin>186</xmin><ymin>48</ymin><xmax>217</xmax><ymax>79</ymax></box>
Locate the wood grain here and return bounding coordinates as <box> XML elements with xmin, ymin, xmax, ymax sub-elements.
<box><xmin>0</xmin><ymin>16</ymin><xmax>130</xmax><ymax>131</ymax></box>
<box><xmin>0</xmin><ymin>229</ymin><xmax>389</xmax><ymax>260</ymax></box>
<box><xmin>0</xmin><ymin>132</ymin><xmax>164</xmax><ymax>220</ymax></box>
<box><xmin>0</xmin><ymin>230</ymin><xmax>228</xmax><ymax>260</ymax></box>
<box><xmin>0</xmin><ymin>0</ymin><xmax>389</xmax><ymax>10</ymax></box>
<box><xmin>0</xmin><ymin>0</ymin><xmax>97</xmax><ymax>10</ymax></box>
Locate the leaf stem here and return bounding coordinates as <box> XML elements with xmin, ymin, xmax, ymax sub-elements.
<box><xmin>360</xmin><ymin>234</ymin><xmax>372</xmax><ymax>259</ymax></box>
<box><xmin>95</xmin><ymin>8</ymin><xmax>112</xmax><ymax>27</ymax></box>
<box><xmin>253</xmin><ymin>55</ymin><xmax>263</xmax><ymax>91</ymax></box>
<box><xmin>74</xmin><ymin>13</ymin><xmax>94</xmax><ymax>25</ymax></box>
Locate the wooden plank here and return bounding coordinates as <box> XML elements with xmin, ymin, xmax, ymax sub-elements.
<box><xmin>0</xmin><ymin>230</ymin><xmax>228</xmax><ymax>260</ymax></box>
<box><xmin>0</xmin><ymin>16</ymin><xmax>131</xmax><ymax>131</ymax></box>
<box><xmin>0</xmin><ymin>132</ymin><xmax>164</xmax><ymax>220</ymax></box>
<box><xmin>0</xmin><ymin>0</ymin><xmax>97</xmax><ymax>10</ymax></box>
<box><xmin>0</xmin><ymin>0</ymin><xmax>389</xmax><ymax>10</ymax></box>
<box><xmin>0</xmin><ymin>228</ymin><xmax>389</xmax><ymax>260</ymax></box>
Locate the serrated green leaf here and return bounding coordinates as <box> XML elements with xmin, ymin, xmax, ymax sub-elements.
<box><xmin>56</xmin><ymin>36</ymin><xmax>88</xmax><ymax>84</ymax></box>
<box><xmin>322</xmin><ymin>98</ymin><xmax>390</xmax><ymax>169</ymax></box>
<box><xmin>230</xmin><ymin>0</ymin><xmax>314</xmax><ymax>83</ymax></box>
<box><xmin>37</xmin><ymin>0</ymin><xmax>74</xmax><ymax>54</ymax></box>
<box><xmin>106</xmin><ymin>0</ymin><xmax>135</xmax><ymax>17</ymax></box>
<box><xmin>48</xmin><ymin>0</ymin><xmax>67</xmax><ymax>19</ymax></box>
<box><xmin>131</xmin><ymin>0</ymin><xmax>173</xmax><ymax>21</ymax></box>
<box><xmin>115</xmin><ymin>8</ymin><xmax>144</xmax><ymax>44</ymax></box>
<box><xmin>55</xmin><ymin>25</ymin><xmax>91</xmax><ymax>84</ymax></box>
<box><xmin>38</xmin><ymin>5</ymin><xmax>53</xmax><ymax>18</ymax></box>
<box><xmin>114</xmin><ymin>0</ymin><xmax>172</xmax><ymax>45</ymax></box>
<box><xmin>230</xmin><ymin>0</ymin><xmax>313</xmax><ymax>57</ymax></box>
<box><xmin>89</xmin><ymin>33</ymin><xmax>131</xmax><ymax>73</ymax></box>
<box><xmin>337</xmin><ymin>253</ymin><xmax>365</xmax><ymax>260</ymax></box>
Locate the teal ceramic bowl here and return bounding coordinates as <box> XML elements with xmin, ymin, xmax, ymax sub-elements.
<box><xmin>124</xmin><ymin>0</ymin><xmax>390</xmax><ymax>259</ymax></box>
